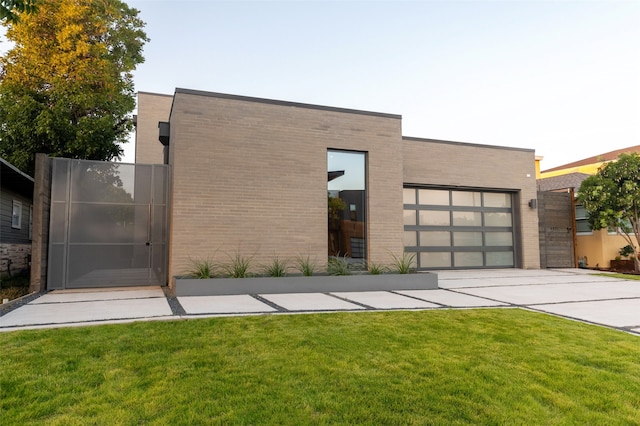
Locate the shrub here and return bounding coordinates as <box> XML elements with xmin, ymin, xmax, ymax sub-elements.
<box><xmin>263</xmin><ymin>257</ymin><xmax>289</xmax><ymax>277</ymax></box>
<box><xmin>367</xmin><ymin>261</ymin><xmax>386</xmax><ymax>275</ymax></box>
<box><xmin>187</xmin><ymin>258</ymin><xmax>216</xmax><ymax>279</ymax></box>
<box><xmin>294</xmin><ymin>255</ymin><xmax>316</xmax><ymax>276</ymax></box>
<box><xmin>619</xmin><ymin>245</ymin><xmax>635</xmax><ymax>259</ymax></box>
<box><xmin>220</xmin><ymin>253</ymin><xmax>254</xmax><ymax>278</ymax></box>
<box><xmin>390</xmin><ymin>252</ymin><xmax>416</xmax><ymax>274</ymax></box>
<box><xmin>327</xmin><ymin>256</ymin><xmax>352</xmax><ymax>276</ymax></box>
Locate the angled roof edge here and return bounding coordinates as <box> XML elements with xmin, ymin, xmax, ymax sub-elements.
<box><xmin>403</xmin><ymin>136</ymin><xmax>534</xmax><ymax>153</ymax></box>
<box><xmin>0</xmin><ymin>157</ymin><xmax>34</xmax><ymax>182</ymax></box>
<box><xmin>136</xmin><ymin>91</ymin><xmax>174</xmax><ymax>98</ymax></box>
<box><xmin>173</xmin><ymin>88</ymin><xmax>402</xmax><ymax>120</ymax></box>
<box><xmin>542</xmin><ymin>145</ymin><xmax>640</xmax><ymax>173</ymax></box>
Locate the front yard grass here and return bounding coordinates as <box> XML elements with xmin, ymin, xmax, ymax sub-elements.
<box><xmin>1</xmin><ymin>309</ymin><xmax>639</xmax><ymax>424</ymax></box>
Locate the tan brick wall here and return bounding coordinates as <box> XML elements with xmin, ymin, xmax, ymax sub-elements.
<box><xmin>167</xmin><ymin>91</ymin><xmax>405</xmax><ymax>278</ymax></box>
<box><xmin>135</xmin><ymin>92</ymin><xmax>173</xmax><ymax>165</ymax></box>
<box><xmin>403</xmin><ymin>138</ymin><xmax>540</xmax><ymax>269</ymax></box>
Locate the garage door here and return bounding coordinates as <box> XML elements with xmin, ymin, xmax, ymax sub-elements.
<box><xmin>403</xmin><ymin>187</ymin><xmax>515</xmax><ymax>270</ymax></box>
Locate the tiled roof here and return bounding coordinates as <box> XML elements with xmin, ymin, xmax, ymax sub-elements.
<box><xmin>537</xmin><ymin>172</ymin><xmax>590</xmax><ymax>192</ymax></box>
<box><xmin>542</xmin><ymin>145</ymin><xmax>640</xmax><ymax>173</ymax></box>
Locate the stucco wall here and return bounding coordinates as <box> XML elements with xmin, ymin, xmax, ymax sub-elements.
<box><xmin>403</xmin><ymin>137</ymin><xmax>540</xmax><ymax>269</ymax></box>
<box><xmin>167</xmin><ymin>90</ymin><xmax>405</xmax><ymax>278</ymax></box>
<box><xmin>577</xmin><ymin>230</ymin><xmax>639</xmax><ymax>269</ymax></box>
<box><xmin>135</xmin><ymin>92</ymin><xmax>173</xmax><ymax>165</ymax></box>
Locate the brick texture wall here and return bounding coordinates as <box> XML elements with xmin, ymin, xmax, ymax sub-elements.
<box><xmin>403</xmin><ymin>137</ymin><xmax>541</xmax><ymax>269</ymax></box>
<box><xmin>135</xmin><ymin>92</ymin><xmax>173</xmax><ymax>165</ymax></box>
<box><xmin>167</xmin><ymin>91</ymin><xmax>405</xmax><ymax>278</ymax></box>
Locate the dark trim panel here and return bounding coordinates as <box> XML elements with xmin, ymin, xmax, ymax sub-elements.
<box><xmin>174</xmin><ymin>88</ymin><xmax>402</xmax><ymax>120</ymax></box>
<box><xmin>403</xmin><ymin>136</ymin><xmax>535</xmax><ymax>154</ymax></box>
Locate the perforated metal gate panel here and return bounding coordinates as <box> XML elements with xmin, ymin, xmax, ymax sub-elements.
<box><xmin>48</xmin><ymin>158</ymin><xmax>169</xmax><ymax>289</ymax></box>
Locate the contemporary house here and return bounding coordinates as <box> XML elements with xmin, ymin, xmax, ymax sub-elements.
<box><xmin>538</xmin><ymin>145</ymin><xmax>640</xmax><ymax>269</ymax></box>
<box><xmin>1</xmin><ymin>158</ymin><xmax>34</xmax><ymax>278</ymax></box>
<box><xmin>132</xmin><ymin>89</ymin><xmax>540</xmax><ymax>284</ymax></box>
<box><xmin>28</xmin><ymin>89</ymin><xmax>542</xmax><ymax>291</ymax></box>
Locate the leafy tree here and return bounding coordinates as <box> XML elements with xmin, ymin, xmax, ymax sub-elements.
<box><xmin>0</xmin><ymin>0</ymin><xmax>148</xmax><ymax>175</ymax></box>
<box><xmin>0</xmin><ymin>0</ymin><xmax>38</xmax><ymax>23</ymax></box>
<box><xmin>577</xmin><ymin>153</ymin><xmax>640</xmax><ymax>271</ymax></box>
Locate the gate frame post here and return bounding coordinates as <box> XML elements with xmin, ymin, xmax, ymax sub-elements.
<box><xmin>30</xmin><ymin>154</ymin><xmax>52</xmax><ymax>293</ymax></box>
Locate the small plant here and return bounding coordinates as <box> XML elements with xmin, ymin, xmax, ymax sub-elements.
<box><xmin>263</xmin><ymin>257</ymin><xmax>289</xmax><ymax>277</ymax></box>
<box><xmin>619</xmin><ymin>245</ymin><xmax>635</xmax><ymax>259</ymax></box>
<box><xmin>294</xmin><ymin>255</ymin><xmax>316</xmax><ymax>276</ymax></box>
<box><xmin>390</xmin><ymin>252</ymin><xmax>416</xmax><ymax>274</ymax></box>
<box><xmin>327</xmin><ymin>256</ymin><xmax>352</xmax><ymax>276</ymax></box>
<box><xmin>367</xmin><ymin>261</ymin><xmax>386</xmax><ymax>275</ymax></box>
<box><xmin>187</xmin><ymin>258</ymin><xmax>216</xmax><ymax>279</ymax></box>
<box><xmin>220</xmin><ymin>252</ymin><xmax>254</xmax><ymax>278</ymax></box>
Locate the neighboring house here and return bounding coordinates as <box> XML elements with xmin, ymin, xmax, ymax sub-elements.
<box><xmin>537</xmin><ymin>146</ymin><xmax>640</xmax><ymax>269</ymax></box>
<box><xmin>1</xmin><ymin>158</ymin><xmax>34</xmax><ymax>278</ymax></box>
<box><xmin>134</xmin><ymin>89</ymin><xmax>540</xmax><ymax>281</ymax></box>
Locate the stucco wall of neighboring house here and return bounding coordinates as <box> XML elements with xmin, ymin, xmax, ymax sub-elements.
<box><xmin>167</xmin><ymin>90</ymin><xmax>405</xmax><ymax>278</ymax></box>
<box><xmin>577</xmin><ymin>230</ymin><xmax>639</xmax><ymax>269</ymax></box>
<box><xmin>402</xmin><ymin>137</ymin><xmax>540</xmax><ymax>269</ymax></box>
<box><xmin>135</xmin><ymin>92</ymin><xmax>173</xmax><ymax>165</ymax></box>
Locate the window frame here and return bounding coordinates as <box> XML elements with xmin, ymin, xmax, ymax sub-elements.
<box><xmin>12</xmin><ymin>200</ymin><xmax>22</xmax><ymax>229</ymax></box>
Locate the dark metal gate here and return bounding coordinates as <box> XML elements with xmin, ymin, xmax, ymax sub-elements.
<box><xmin>48</xmin><ymin>158</ymin><xmax>169</xmax><ymax>289</ymax></box>
<box><xmin>538</xmin><ymin>191</ymin><xmax>576</xmax><ymax>268</ymax></box>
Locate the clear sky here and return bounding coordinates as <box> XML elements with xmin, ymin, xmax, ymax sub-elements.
<box><xmin>19</xmin><ymin>1</ymin><xmax>640</xmax><ymax>170</ymax></box>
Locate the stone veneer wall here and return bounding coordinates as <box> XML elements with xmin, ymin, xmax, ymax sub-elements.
<box><xmin>402</xmin><ymin>137</ymin><xmax>540</xmax><ymax>269</ymax></box>
<box><xmin>167</xmin><ymin>90</ymin><xmax>405</xmax><ymax>279</ymax></box>
<box><xmin>0</xmin><ymin>243</ymin><xmax>31</xmax><ymax>277</ymax></box>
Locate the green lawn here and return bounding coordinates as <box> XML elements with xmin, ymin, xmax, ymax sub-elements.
<box><xmin>1</xmin><ymin>309</ymin><xmax>639</xmax><ymax>425</ymax></box>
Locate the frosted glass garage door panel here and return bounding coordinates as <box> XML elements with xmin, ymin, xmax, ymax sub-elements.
<box><xmin>484</xmin><ymin>193</ymin><xmax>511</xmax><ymax>208</ymax></box>
<box><xmin>452</xmin><ymin>211</ymin><xmax>482</xmax><ymax>227</ymax></box>
<box><xmin>486</xmin><ymin>251</ymin><xmax>514</xmax><ymax>267</ymax></box>
<box><xmin>420</xmin><ymin>231</ymin><xmax>450</xmax><ymax>246</ymax></box>
<box><xmin>419</xmin><ymin>211</ymin><xmax>450</xmax><ymax>226</ymax></box>
<box><xmin>486</xmin><ymin>232</ymin><xmax>513</xmax><ymax>246</ymax></box>
<box><xmin>455</xmin><ymin>252</ymin><xmax>484</xmax><ymax>267</ymax></box>
<box><xmin>403</xmin><ymin>188</ymin><xmax>416</xmax><ymax>205</ymax></box>
<box><xmin>420</xmin><ymin>252</ymin><xmax>451</xmax><ymax>268</ymax></box>
<box><xmin>485</xmin><ymin>212</ymin><xmax>512</xmax><ymax>227</ymax></box>
<box><xmin>453</xmin><ymin>232</ymin><xmax>483</xmax><ymax>246</ymax></box>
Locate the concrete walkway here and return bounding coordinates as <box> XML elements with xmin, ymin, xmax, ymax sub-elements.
<box><xmin>1</xmin><ymin>269</ymin><xmax>639</xmax><ymax>335</ymax></box>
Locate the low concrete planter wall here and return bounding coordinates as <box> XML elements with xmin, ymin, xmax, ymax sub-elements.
<box><xmin>174</xmin><ymin>272</ymin><xmax>438</xmax><ymax>297</ymax></box>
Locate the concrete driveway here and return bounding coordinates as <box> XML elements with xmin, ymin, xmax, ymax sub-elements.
<box><xmin>1</xmin><ymin>269</ymin><xmax>639</xmax><ymax>335</ymax></box>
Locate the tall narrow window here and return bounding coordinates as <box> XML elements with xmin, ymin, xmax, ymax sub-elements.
<box><xmin>328</xmin><ymin>150</ymin><xmax>366</xmax><ymax>265</ymax></box>
<box><xmin>12</xmin><ymin>200</ymin><xmax>22</xmax><ymax>229</ymax></box>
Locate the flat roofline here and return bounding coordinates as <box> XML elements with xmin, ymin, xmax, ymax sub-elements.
<box><xmin>137</xmin><ymin>91</ymin><xmax>174</xmax><ymax>98</ymax></box>
<box><xmin>174</xmin><ymin>88</ymin><xmax>402</xmax><ymax>120</ymax></box>
<box><xmin>403</xmin><ymin>136</ymin><xmax>534</xmax><ymax>154</ymax></box>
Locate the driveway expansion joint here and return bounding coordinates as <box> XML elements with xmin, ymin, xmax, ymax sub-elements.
<box><xmin>252</xmin><ymin>295</ymin><xmax>288</xmax><ymax>312</ymax></box>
